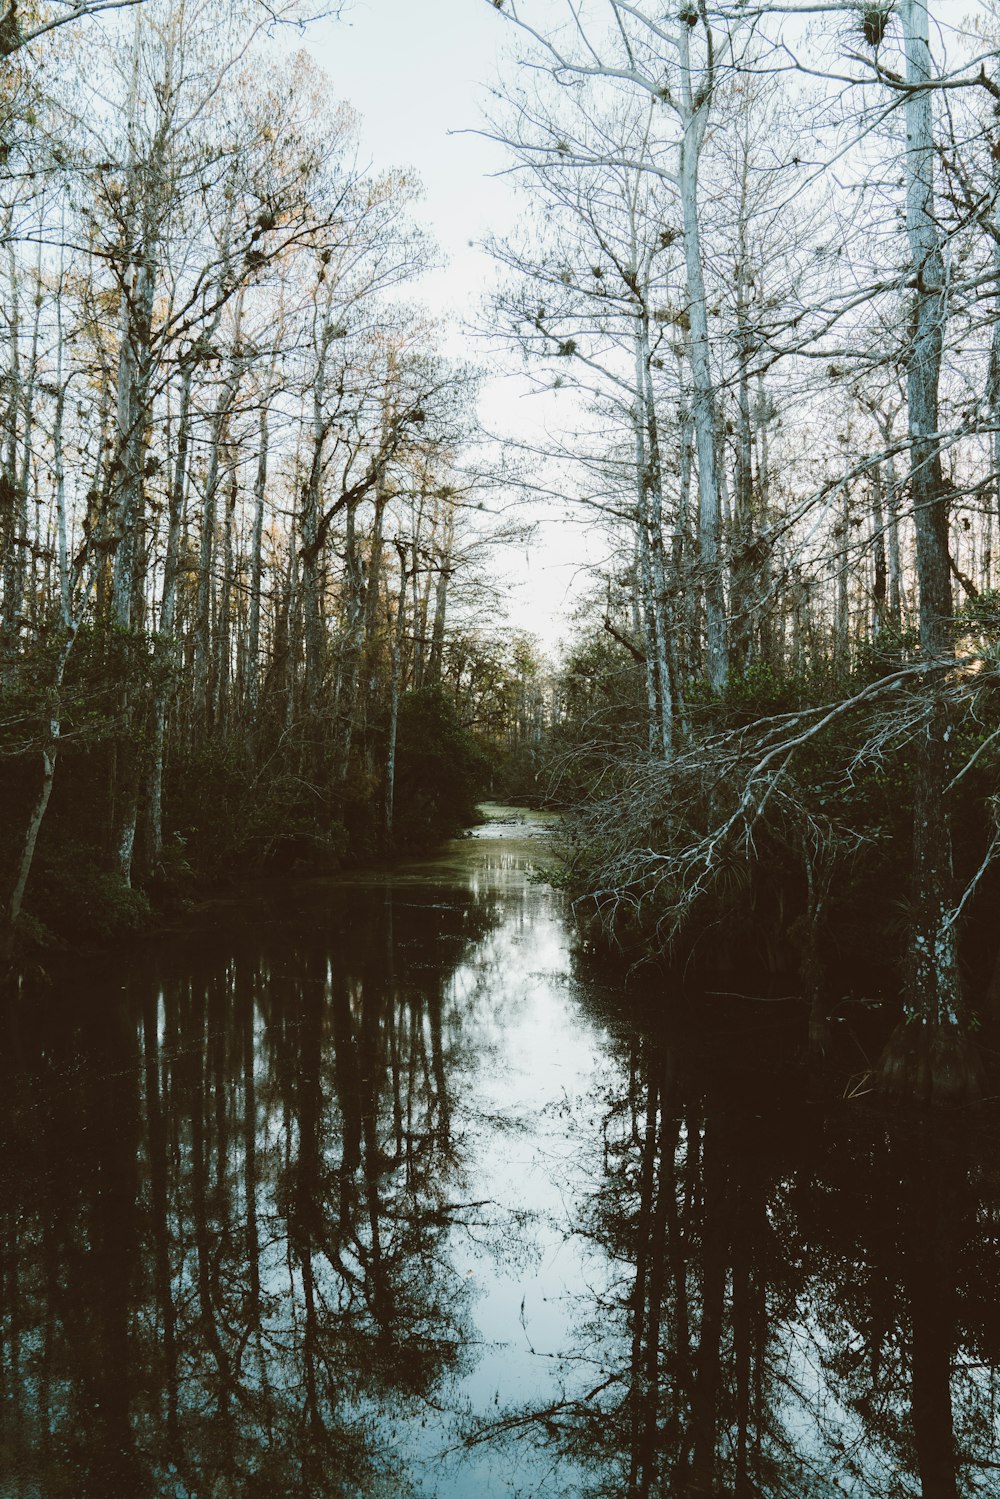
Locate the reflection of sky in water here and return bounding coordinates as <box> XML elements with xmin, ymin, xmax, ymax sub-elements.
<box><xmin>395</xmin><ymin>820</ymin><xmax>617</xmax><ymax>1496</ymax></box>
<box><xmin>6</xmin><ymin>804</ymin><xmax>1000</xmax><ymax>1498</ymax></box>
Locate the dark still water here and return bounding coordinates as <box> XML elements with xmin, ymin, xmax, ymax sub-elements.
<box><xmin>2</xmin><ymin>807</ymin><xmax>999</xmax><ymax>1498</ymax></box>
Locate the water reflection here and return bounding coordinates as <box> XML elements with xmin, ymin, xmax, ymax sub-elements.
<box><xmin>1</xmin><ymin>811</ymin><xmax>999</xmax><ymax>1497</ymax></box>
<box><xmin>478</xmin><ymin>1014</ymin><xmax>1000</xmax><ymax>1499</ymax></box>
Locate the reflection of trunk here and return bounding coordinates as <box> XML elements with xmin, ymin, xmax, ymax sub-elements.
<box><xmin>628</xmin><ymin>1062</ymin><xmax>659</xmax><ymax>1497</ymax></box>
<box><xmin>803</xmin><ymin>845</ymin><xmax>832</xmax><ymax>1054</ymax></box>
<box><xmin>426</xmin><ymin>985</ymin><xmax>451</xmax><ymax>1136</ymax></box>
<box><xmin>295</xmin><ymin>969</ymin><xmax>326</xmax><ymax>1430</ymax></box>
<box><xmin>331</xmin><ymin>974</ymin><xmax>362</xmax><ymax>1231</ymax></box>
<box><xmin>906</xmin><ymin>1131</ymin><xmax>958</xmax><ymax>1499</ymax></box>
<box><xmin>238</xmin><ymin>965</ymin><xmax>269</xmax><ymax>1417</ymax></box>
<box><xmin>142</xmin><ymin>991</ymin><xmax>178</xmax><ymax>1440</ymax></box>
<box><xmin>642</xmin><ymin>1064</ymin><xmax>675</xmax><ymax>1489</ymax></box>
<box><xmin>357</xmin><ymin>982</ymin><xmax>388</xmax><ymax>1327</ymax></box>
<box><xmin>83</xmin><ymin>1010</ymin><xmax>141</xmax><ymax>1497</ymax></box>
<box><xmin>627</xmin><ymin>1044</ymin><xmax>677</xmax><ymax>1498</ymax></box>
<box><xmin>730</xmin><ymin>1119</ymin><xmax>768</xmax><ymax>1499</ymax></box>
<box><xmin>294</xmin><ymin>968</ymin><xmax>325</xmax><ymax>1248</ymax></box>
<box><xmin>689</xmin><ymin>1109</ymin><xmax>726</xmax><ymax>1495</ymax></box>
<box><xmin>384</xmin><ymin>888</ymin><xmax>405</xmax><ymax>1157</ymax></box>
<box><xmin>189</xmin><ymin>988</ymin><xmax>234</xmax><ymax>1415</ymax></box>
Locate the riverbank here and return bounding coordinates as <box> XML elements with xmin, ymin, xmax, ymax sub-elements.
<box><xmin>6</xmin><ymin>802</ymin><xmax>560</xmax><ymax>978</ymax></box>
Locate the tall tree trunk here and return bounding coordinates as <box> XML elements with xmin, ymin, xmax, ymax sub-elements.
<box><xmin>246</xmin><ymin>405</ymin><xmax>269</xmax><ymax>720</ymax></box>
<box><xmin>634</xmin><ymin>302</ymin><xmax>674</xmax><ymax>756</ymax></box>
<box><xmin>678</xmin><ymin>21</ymin><xmax>727</xmax><ymax>693</ymax></box>
<box><xmin>109</xmin><ymin>12</ymin><xmax>171</xmax><ymax>884</ymax></box>
<box><xmin>142</xmin><ymin>362</ymin><xmax>192</xmax><ymax>877</ymax></box>
<box><xmin>300</xmin><ymin>364</ymin><xmax>327</xmax><ymax>721</ymax></box>
<box><xmin>876</xmin><ymin>418</ymin><xmax>905</xmax><ymax>633</ymax></box>
<box><xmin>730</xmin><ymin>252</ymin><xmax>757</xmax><ymax>675</ymax></box>
<box><xmin>989</xmin><ymin>193</ymin><xmax>1000</xmax><ymax>588</ymax></box>
<box><xmin>335</xmin><ymin>496</ymin><xmax>369</xmax><ymax>782</ymax></box>
<box><xmin>384</xmin><ymin>542</ymin><xmax>409</xmax><ymax>845</ymax></box>
<box><xmin>193</xmin><ymin>381</ymin><xmax>235</xmax><ymax>733</ymax></box>
<box><xmin>0</xmin><ymin>240</ymin><xmax>24</xmax><ymax>669</ymax></box>
<box><xmin>871</xmin><ymin>465</ymin><xmax>888</xmax><ymax>636</ymax></box>
<box><xmin>427</xmin><ymin>499</ymin><xmax>453</xmax><ymax>686</ymax></box>
<box><xmin>833</xmin><ymin>487</ymin><xmax>851</xmax><ymax>675</ymax></box>
<box><xmin>881</xmin><ymin>0</ymin><xmax>981</xmax><ymax>1102</ymax></box>
<box><xmin>214</xmin><ymin>470</ymin><xmax>238</xmax><ymax>734</ymax></box>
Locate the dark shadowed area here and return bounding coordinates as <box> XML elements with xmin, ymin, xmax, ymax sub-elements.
<box><xmin>1</xmin><ymin>809</ymin><xmax>999</xmax><ymax>1498</ymax></box>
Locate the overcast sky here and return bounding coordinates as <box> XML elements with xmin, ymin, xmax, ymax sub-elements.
<box><xmin>304</xmin><ymin>0</ymin><xmax>601</xmax><ymax>653</ymax></box>
<box><xmin>310</xmin><ymin>0</ymin><xmax>509</xmax><ymax>326</ymax></box>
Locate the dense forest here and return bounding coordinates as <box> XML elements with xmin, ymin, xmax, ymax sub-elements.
<box><xmin>480</xmin><ymin>0</ymin><xmax>1000</xmax><ymax>1102</ymax></box>
<box><xmin>0</xmin><ymin>0</ymin><xmax>544</xmax><ymax>955</ymax></box>
<box><xmin>3</xmin><ymin>0</ymin><xmax>1000</xmax><ymax>1102</ymax></box>
<box><xmin>4</xmin><ymin>6</ymin><xmax>1000</xmax><ymax>1494</ymax></box>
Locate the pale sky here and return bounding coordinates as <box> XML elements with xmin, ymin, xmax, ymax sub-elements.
<box><xmin>305</xmin><ymin>0</ymin><xmax>601</xmax><ymax>653</ymax></box>
<box><xmin>309</xmin><ymin>0</ymin><xmax>510</xmax><ymax>322</ymax></box>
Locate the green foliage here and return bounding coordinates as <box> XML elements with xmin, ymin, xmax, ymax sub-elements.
<box><xmin>852</xmin><ymin>627</ymin><xmax>920</xmax><ymax>682</ymax></box>
<box><xmin>533</xmin><ymin>623</ymin><xmax>647</xmax><ymax>806</ymax></box>
<box><xmin>28</xmin><ymin>842</ymin><xmax>151</xmax><ymax>948</ymax></box>
<box><xmin>166</xmin><ymin>742</ymin><xmax>348</xmax><ymax>877</ymax></box>
<box><xmin>714</xmin><ymin>661</ymin><xmax>831</xmax><ymax>720</ymax></box>
<box><xmin>490</xmin><ymin>739</ymin><xmax>547</xmax><ymax>806</ymax></box>
<box><xmin>956</xmin><ymin>588</ymin><xmax>1000</xmax><ymax>653</ymax></box>
<box><xmin>393</xmin><ymin>686</ymin><xmax>489</xmax><ymax>845</ymax></box>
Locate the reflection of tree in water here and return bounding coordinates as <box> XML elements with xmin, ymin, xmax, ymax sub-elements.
<box><xmin>468</xmin><ymin>1013</ymin><xmax>1000</xmax><ymax>1499</ymax></box>
<box><xmin>0</xmin><ymin>880</ymin><xmax>498</xmax><ymax>1498</ymax></box>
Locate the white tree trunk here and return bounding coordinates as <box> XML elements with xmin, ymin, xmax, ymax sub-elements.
<box><xmin>679</xmin><ymin>20</ymin><xmax>727</xmax><ymax>694</ymax></box>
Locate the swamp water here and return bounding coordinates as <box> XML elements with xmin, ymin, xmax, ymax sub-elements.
<box><xmin>1</xmin><ymin>806</ymin><xmax>999</xmax><ymax>1497</ymax></box>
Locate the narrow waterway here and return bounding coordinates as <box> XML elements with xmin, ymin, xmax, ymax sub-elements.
<box><xmin>1</xmin><ymin>806</ymin><xmax>999</xmax><ymax>1497</ymax></box>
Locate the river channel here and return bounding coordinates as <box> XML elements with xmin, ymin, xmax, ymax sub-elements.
<box><xmin>1</xmin><ymin>806</ymin><xmax>999</xmax><ymax>1497</ymax></box>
